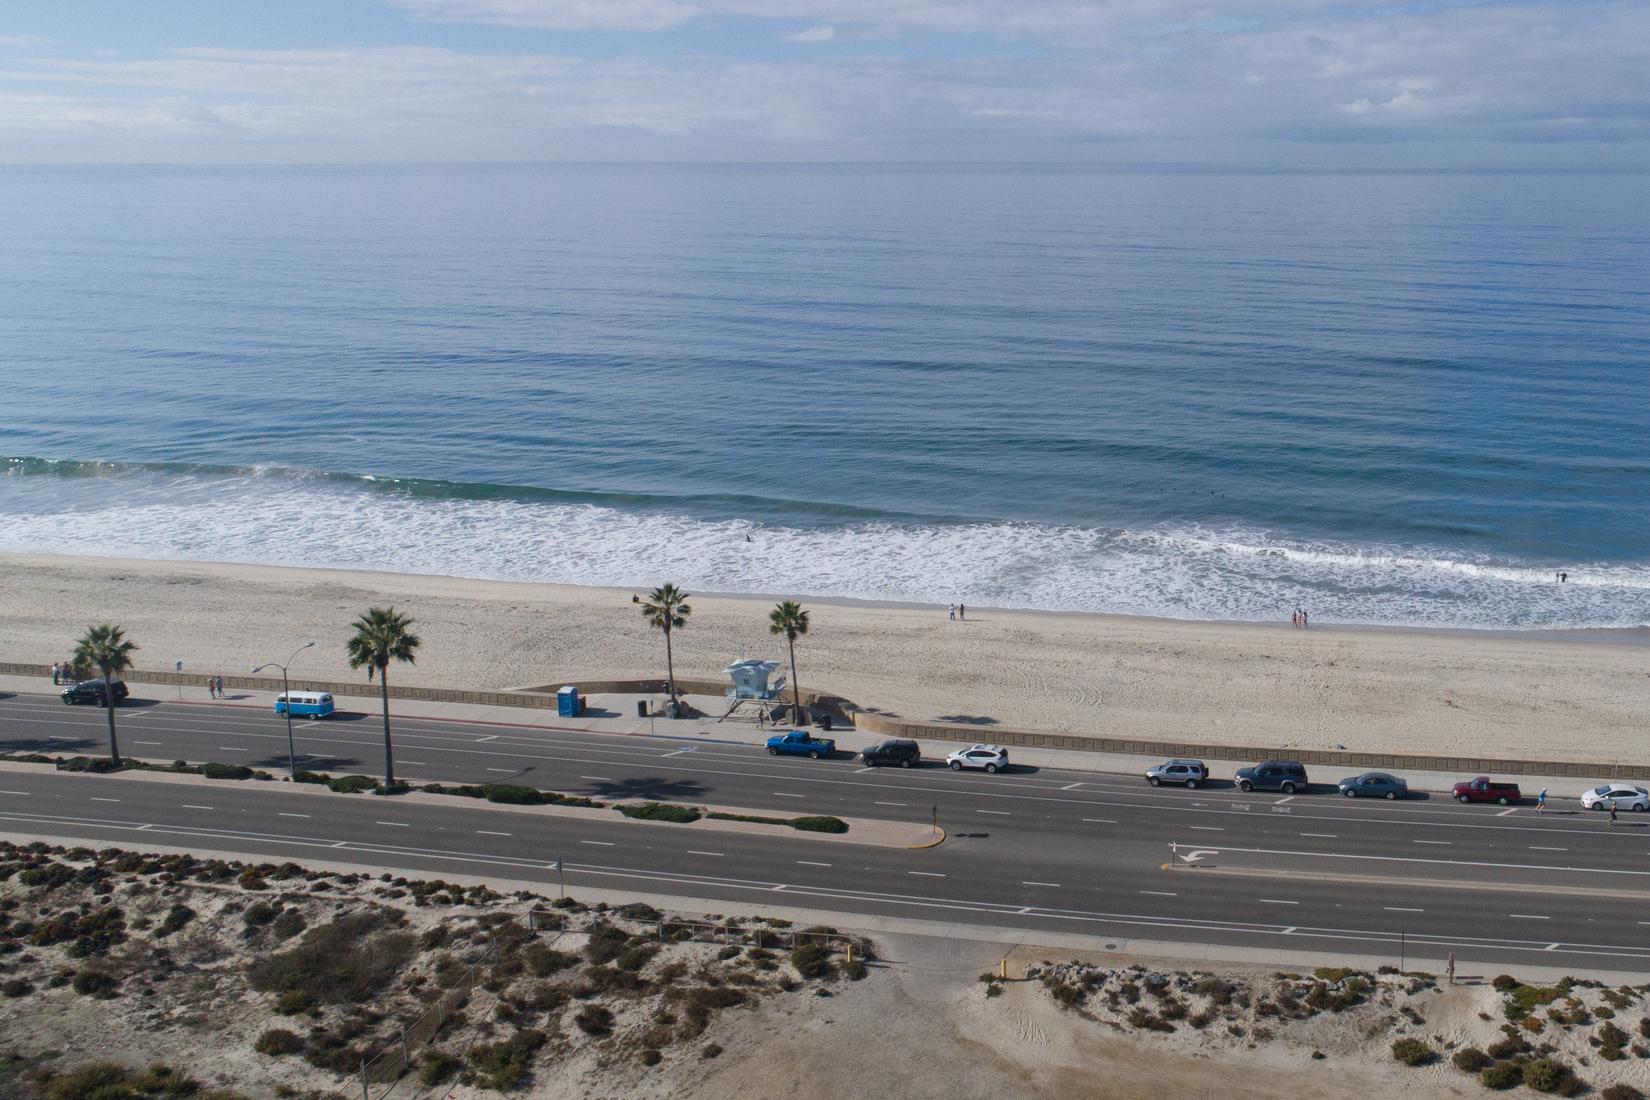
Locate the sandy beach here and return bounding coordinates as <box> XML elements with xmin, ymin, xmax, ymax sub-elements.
<box><xmin>3</xmin><ymin>552</ymin><xmax>1647</xmax><ymax>764</ymax></box>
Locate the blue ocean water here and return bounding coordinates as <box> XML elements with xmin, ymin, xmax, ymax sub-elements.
<box><xmin>2</xmin><ymin>164</ymin><xmax>1648</xmax><ymax>629</ymax></box>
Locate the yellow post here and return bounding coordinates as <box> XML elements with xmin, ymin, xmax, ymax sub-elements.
<box><xmin>846</xmin><ymin>942</ymin><xmax>854</xmax><ymax>964</ymax></box>
<box><xmin>999</xmin><ymin>958</ymin><xmax>1008</xmax><ymax>980</ymax></box>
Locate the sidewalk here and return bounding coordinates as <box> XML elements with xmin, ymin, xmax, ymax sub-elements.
<box><xmin>0</xmin><ymin>673</ymin><xmax>1630</xmax><ymax>803</ymax></box>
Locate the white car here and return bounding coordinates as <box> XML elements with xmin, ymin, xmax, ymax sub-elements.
<box><xmin>947</xmin><ymin>744</ymin><xmax>1009</xmax><ymax>773</ymax></box>
<box><xmin>1580</xmin><ymin>784</ymin><xmax>1649</xmax><ymax>812</ymax></box>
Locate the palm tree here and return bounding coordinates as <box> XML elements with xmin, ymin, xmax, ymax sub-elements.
<box><xmin>72</xmin><ymin>624</ymin><xmax>138</xmax><ymax>767</ymax></box>
<box><xmin>345</xmin><ymin>607</ymin><xmax>420</xmax><ymax>786</ymax></box>
<box><xmin>641</xmin><ymin>583</ymin><xmax>691</xmax><ymax>706</ymax></box>
<box><xmin>768</xmin><ymin>600</ymin><xmax>810</xmax><ymax>725</ymax></box>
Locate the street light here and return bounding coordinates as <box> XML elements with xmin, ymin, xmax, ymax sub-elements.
<box><xmin>254</xmin><ymin>641</ymin><xmax>315</xmax><ymax>780</ymax></box>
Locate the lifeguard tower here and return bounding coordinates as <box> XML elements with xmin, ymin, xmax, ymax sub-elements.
<box><xmin>719</xmin><ymin>658</ymin><xmax>787</xmax><ymax>723</ymax></box>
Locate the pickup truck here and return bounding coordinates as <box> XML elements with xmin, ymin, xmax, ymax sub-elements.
<box><xmin>765</xmin><ymin>730</ymin><xmax>836</xmax><ymax>759</ymax></box>
<box><xmin>1453</xmin><ymin>776</ymin><xmax>1521</xmax><ymax>805</ymax></box>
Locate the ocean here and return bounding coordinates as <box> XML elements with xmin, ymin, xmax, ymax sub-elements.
<box><xmin>3</xmin><ymin>164</ymin><xmax>1648</xmax><ymax>630</ymax></box>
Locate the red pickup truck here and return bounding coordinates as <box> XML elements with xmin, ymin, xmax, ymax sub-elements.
<box><xmin>1453</xmin><ymin>776</ymin><xmax>1521</xmax><ymax>805</ymax></box>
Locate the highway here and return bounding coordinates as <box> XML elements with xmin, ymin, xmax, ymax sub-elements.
<box><xmin>3</xmin><ymin>691</ymin><xmax>1650</xmax><ymax>970</ymax></box>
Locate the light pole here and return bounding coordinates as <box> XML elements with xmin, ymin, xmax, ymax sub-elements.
<box><xmin>254</xmin><ymin>641</ymin><xmax>315</xmax><ymax>780</ymax></box>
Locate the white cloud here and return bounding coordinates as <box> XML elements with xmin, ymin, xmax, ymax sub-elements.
<box><xmin>787</xmin><ymin>24</ymin><xmax>836</xmax><ymax>43</ymax></box>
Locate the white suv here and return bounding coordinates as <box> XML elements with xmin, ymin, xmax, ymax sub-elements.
<box><xmin>947</xmin><ymin>744</ymin><xmax>1009</xmax><ymax>773</ymax></box>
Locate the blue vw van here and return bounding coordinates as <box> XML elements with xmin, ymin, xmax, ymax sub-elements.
<box><xmin>274</xmin><ymin>691</ymin><xmax>335</xmax><ymax>719</ymax></box>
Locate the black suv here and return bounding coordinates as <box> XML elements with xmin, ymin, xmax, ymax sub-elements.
<box><xmin>1234</xmin><ymin>760</ymin><xmax>1308</xmax><ymax>794</ymax></box>
<box><xmin>61</xmin><ymin>679</ymin><xmax>129</xmax><ymax>707</ymax></box>
<box><xmin>859</xmin><ymin>739</ymin><xmax>921</xmax><ymax>768</ymax></box>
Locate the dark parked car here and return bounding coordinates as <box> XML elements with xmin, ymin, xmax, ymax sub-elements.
<box><xmin>61</xmin><ymin>679</ymin><xmax>129</xmax><ymax>707</ymax></box>
<box><xmin>1234</xmin><ymin>760</ymin><xmax>1308</xmax><ymax>794</ymax></box>
<box><xmin>860</xmin><ymin>739</ymin><xmax>921</xmax><ymax>768</ymax></box>
<box><xmin>1337</xmin><ymin>772</ymin><xmax>1409</xmax><ymax>800</ymax></box>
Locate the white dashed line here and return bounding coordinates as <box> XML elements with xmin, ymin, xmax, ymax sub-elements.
<box><xmin>580</xmin><ymin>840</ymin><xmax>615</xmax><ymax>847</ymax></box>
<box><xmin>1060</xmin><ymin>782</ymin><xmax>1083</xmax><ymax>790</ymax></box>
<box><xmin>1508</xmin><ymin>914</ymin><xmax>1550</xmax><ymax>920</ymax></box>
<box><xmin>476</xmin><ymin>830</ymin><xmax>511</xmax><ymax>837</ymax></box>
<box><xmin>1139</xmin><ymin>890</ymin><xmax>1177</xmax><ymax>897</ymax></box>
<box><xmin>797</xmin><ymin>860</ymin><xmax>831</xmax><ymax>867</ymax></box>
<box><xmin>908</xmin><ymin>871</ymin><xmax>946</xmax><ymax>877</ymax></box>
<box><xmin>476</xmin><ymin>735</ymin><xmax>498</xmax><ymax>742</ymax></box>
<box><xmin>1021</xmin><ymin>881</ymin><xmax>1060</xmax><ymax>888</ymax></box>
<box><xmin>182</xmin><ymin>804</ymin><xmax>213</xmax><ymax>810</ymax></box>
<box><xmin>772</xmin><ymin>792</ymin><xmax>805</xmax><ymax>798</ymax></box>
<box><xmin>1413</xmin><ymin>840</ymin><xmax>1452</xmax><ymax>845</ymax></box>
<box><xmin>977</xmin><ymin>809</ymin><xmax>1010</xmax><ymax>816</ymax></box>
<box><xmin>1259</xmin><ymin>898</ymin><xmax>1299</xmax><ymax>905</ymax></box>
<box><xmin>1497</xmin><ymin>808</ymin><xmax>1517</xmax><ymax>817</ymax></box>
<box><xmin>133</xmin><ymin>741</ymin><xmax>162</xmax><ymax>746</ymax></box>
<box><xmin>1543</xmin><ymin>943</ymin><xmax>1561</xmax><ymax>952</ymax></box>
<box><xmin>90</xmin><ymin>797</ymin><xmax>119</xmax><ymax>803</ymax></box>
<box><xmin>376</xmin><ymin>821</ymin><xmax>409</xmax><ymax>828</ymax></box>
<box><xmin>1274</xmin><ymin>796</ymin><xmax>1296</xmax><ymax>804</ymax></box>
<box><xmin>1082</xmin><ymin>818</ymin><xmax>1116</xmax><ymax>824</ymax></box>
<box><xmin>688</xmin><ymin>850</ymin><xmax>724</xmax><ymax>857</ymax></box>
<box><xmin>1300</xmin><ymin>833</ymin><xmax>1338</xmax><ymax>838</ymax></box>
<box><xmin>217</xmin><ymin>747</ymin><xmax>242</xmax><ymax>752</ymax></box>
<box><xmin>1529</xmin><ymin>846</ymin><xmax>1568</xmax><ymax>851</ymax></box>
<box><xmin>580</xmin><ymin>775</ymin><xmax>615</xmax><ymax>782</ymax></box>
<box><xmin>0</xmin><ymin>791</ymin><xmax>28</xmax><ymax>797</ymax></box>
<box><xmin>278</xmin><ymin>813</ymin><xmax>310</xmax><ymax>819</ymax></box>
<box><xmin>874</xmin><ymin>801</ymin><xmax>906</xmax><ymax>807</ymax></box>
<box><xmin>399</xmin><ymin>760</ymin><xmax>427</xmax><ymax>765</ymax></box>
<box><xmin>1384</xmin><ymin>907</ymin><xmax>1425</xmax><ymax>913</ymax></box>
<box><xmin>486</xmin><ymin>768</ymin><xmax>516</xmax><ymax>773</ymax></box>
<box><xmin>1188</xmin><ymin>826</ymin><xmax>1223</xmax><ymax>832</ymax></box>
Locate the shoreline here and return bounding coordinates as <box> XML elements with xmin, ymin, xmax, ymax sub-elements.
<box><xmin>5</xmin><ymin>550</ymin><xmax>1650</xmax><ymax>764</ymax></box>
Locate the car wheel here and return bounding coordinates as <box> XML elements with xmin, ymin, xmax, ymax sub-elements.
<box><xmin>1497</xmin><ymin>796</ymin><xmax>1510</xmax><ymax>806</ymax></box>
<box><xmin>899</xmin><ymin>759</ymin><xmax>912</xmax><ymax>768</ymax></box>
<box><xmin>62</xmin><ymin>696</ymin><xmax>73</xmax><ymax>705</ymax></box>
<box><xmin>1343</xmin><ymin>789</ymin><xmax>1355</xmax><ymax>798</ymax></box>
<box><xmin>1590</xmin><ymin>802</ymin><xmax>1603</xmax><ymax>811</ymax></box>
<box><xmin>1238</xmin><ymin>780</ymin><xmax>1253</xmax><ymax>792</ymax></box>
<box><xmin>1457</xmin><ymin>794</ymin><xmax>1469</xmax><ymax>803</ymax></box>
<box><xmin>767</xmin><ymin>747</ymin><xmax>779</xmax><ymax>756</ymax></box>
<box><xmin>808</xmin><ymin>751</ymin><xmax>820</xmax><ymax>760</ymax></box>
<box><xmin>949</xmin><ymin>760</ymin><xmax>962</xmax><ymax>770</ymax></box>
<box><xmin>1149</xmin><ymin>776</ymin><xmax>1162</xmax><ymax>787</ymax></box>
<box><xmin>1385</xmin><ymin>791</ymin><xmax>1397</xmax><ymax>800</ymax></box>
<box><xmin>1281</xmin><ymin>782</ymin><xmax>1297</xmax><ymax>794</ymax></box>
<box><xmin>1186</xmin><ymin>779</ymin><xmax>1199</xmax><ymax>789</ymax></box>
<box><xmin>863</xmin><ymin>758</ymin><xmax>876</xmax><ymax>768</ymax></box>
<box><xmin>985</xmin><ymin>763</ymin><xmax>998</xmax><ymax>774</ymax></box>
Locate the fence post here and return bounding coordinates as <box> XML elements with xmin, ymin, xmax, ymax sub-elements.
<box><xmin>658</xmin><ymin>918</ymin><xmax>664</xmax><ymax>942</ymax></box>
<box><xmin>402</xmin><ymin>1028</ymin><xmax>410</xmax><ymax>1077</ymax></box>
<box><xmin>360</xmin><ymin>1059</ymin><xmax>370</xmax><ymax>1100</ymax></box>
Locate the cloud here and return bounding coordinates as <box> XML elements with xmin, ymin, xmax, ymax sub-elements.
<box><xmin>0</xmin><ymin>35</ymin><xmax>47</xmax><ymax>47</ymax></box>
<box><xmin>786</xmin><ymin>24</ymin><xmax>836</xmax><ymax>43</ymax></box>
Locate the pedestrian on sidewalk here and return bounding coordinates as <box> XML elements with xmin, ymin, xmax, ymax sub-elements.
<box><xmin>214</xmin><ymin>674</ymin><xmax>224</xmax><ymax>699</ymax></box>
<box><xmin>1536</xmin><ymin>787</ymin><xmax>1547</xmax><ymax>813</ymax></box>
<box><xmin>50</xmin><ymin>662</ymin><xmax>59</xmax><ymax>685</ymax></box>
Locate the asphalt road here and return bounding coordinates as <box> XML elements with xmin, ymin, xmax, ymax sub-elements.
<box><xmin>3</xmin><ymin>692</ymin><xmax>1650</xmax><ymax>970</ymax></box>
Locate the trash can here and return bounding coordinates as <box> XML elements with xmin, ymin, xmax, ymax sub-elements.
<box><xmin>637</xmin><ymin>700</ymin><xmax>648</xmax><ymax>718</ymax></box>
<box><xmin>557</xmin><ymin>685</ymin><xmax>581</xmax><ymax>718</ymax></box>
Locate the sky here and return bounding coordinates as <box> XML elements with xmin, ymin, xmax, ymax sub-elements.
<box><xmin>0</xmin><ymin>1</ymin><xmax>1646</xmax><ymax>165</ymax></box>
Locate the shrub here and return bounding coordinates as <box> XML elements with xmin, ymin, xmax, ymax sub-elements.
<box><xmin>255</xmin><ymin>1028</ymin><xmax>304</xmax><ymax>1056</ymax></box>
<box><xmin>479</xmin><ymin>783</ymin><xmax>542</xmax><ymax>805</ymax></box>
<box><xmin>1492</xmin><ymin>975</ymin><xmax>1521</xmax><ymax>992</ymax></box>
<box><xmin>2</xmin><ymin>978</ymin><xmax>32</xmax><ymax>997</ymax></box>
<box><xmin>618</xmin><ymin>802</ymin><xmax>701</xmax><ymax>823</ymax></box>
<box><xmin>157</xmin><ymin>904</ymin><xmax>195</xmax><ymax>937</ymax></box>
<box><xmin>275</xmin><ymin>990</ymin><xmax>314</xmax><ymax>1015</ymax></box>
<box><xmin>615</xmin><ymin>945</ymin><xmax>656</xmax><ymax>973</ymax></box>
<box><xmin>326</xmin><ymin>775</ymin><xmax>377</xmax><ymax>794</ymax></box>
<box><xmin>1390</xmin><ymin>1038</ymin><xmax>1434</xmax><ymax>1066</ymax></box>
<box><xmin>791</xmin><ymin>943</ymin><xmax>833</xmax><ymax>980</ymax></box>
<box><xmin>292</xmin><ymin>770</ymin><xmax>330</xmax><ymax>784</ymax></box>
<box><xmin>575</xmin><ymin>1004</ymin><xmax>615</xmax><ymax>1037</ymax></box>
<box><xmin>420</xmin><ymin>1050</ymin><xmax>461</xmax><ymax>1086</ymax></box>
<box><xmin>1452</xmin><ymin>1048</ymin><xmax>1491</xmax><ymax>1072</ymax></box>
<box><xmin>1314</xmin><ymin>967</ymin><xmax>1356</xmax><ymax>983</ymax></box>
<box><xmin>1480</xmin><ymin>1061</ymin><xmax>1524</xmax><ymax>1090</ymax></box>
<box><xmin>270</xmin><ymin>909</ymin><xmax>307</xmax><ymax>941</ymax></box>
<box><xmin>248</xmin><ymin>911</ymin><xmax>415</xmax><ymax>1004</ymax></box>
<box><xmin>839</xmin><ymin>958</ymin><xmax>867</xmax><ymax>981</ymax></box>
<box><xmin>1601</xmin><ymin>1086</ymin><xmax>1646</xmax><ymax>1100</ymax></box>
<box><xmin>1504</xmin><ymin>984</ymin><xmax>1565</xmax><ymax>1021</ymax></box>
<box><xmin>525</xmin><ymin>943</ymin><xmax>575</xmax><ymax>976</ymax></box>
<box><xmin>583</xmin><ymin>922</ymin><xmax>629</xmax><ymax>966</ymax></box>
<box><xmin>372</xmin><ymin>782</ymin><xmax>411</xmax><ymax>796</ymax></box>
<box><xmin>202</xmin><ymin>762</ymin><xmax>254</xmax><ymax>780</ymax></box>
<box><xmin>702</xmin><ymin>1043</ymin><xmax>723</xmax><ymax>1059</ymax></box>
<box><xmin>1521</xmin><ymin>1058</ymin><xmax>1575</xmax><ymax>1093</ymax></box>
<box><xmin>466</xmin><ymin>1028</ymin><xmax>546</xmax><ymax>1089</ymax></box>
<box><xmin>1487</xmin><ymin>1034</ymin><xmax>1530</xmax><ymax>1060</ymax></box>
<box><xmin>641</xmin><ymin>1048</ymin><xmax>662</xmax><ymax>1066</ymax></box>
<box><xmin>71</xmin><ymin>969</ymin><xmax>119</xmax><ymax>998</ymax></box>
<box><xmin>1128</xmin><ymin>1007</ymin><xmax>1174</xmax><ymax>1032</ymax></box>
<box><xmin>1600</xmin><ymin>1021</ymin><xmax>1631</xmax><ymax>1050</ymax></box>
<box><xmin>243</xmin><ymin>901</ymin><xmax>279</xmax><ymax>927</ymax></box>
<box><xmin>789</xmin><ymin>816</ymin><xmax>849</xmax><ymax>833</ymax></box>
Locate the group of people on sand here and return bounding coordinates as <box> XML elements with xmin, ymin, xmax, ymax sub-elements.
<box><xmin>948</xmin><ymin>603</ymin><xmax>967</xmax><ymax>621</ymax></box>
<box><xmin>1290</xmin><ymin>608</ymin><xmax>1309</xmax><ymax>629</ymax></box>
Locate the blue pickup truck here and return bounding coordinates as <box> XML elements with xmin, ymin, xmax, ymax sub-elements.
<box><xmin>764</xmin><ymin>729</ymin><xmax>837</xmax><ymax>759</ymax></box>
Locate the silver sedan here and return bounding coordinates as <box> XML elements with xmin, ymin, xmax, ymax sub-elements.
<box><xmin>1337</xmin><ymin>772</ymin><xmax>1409</xmax><ymax>800</ymax></box>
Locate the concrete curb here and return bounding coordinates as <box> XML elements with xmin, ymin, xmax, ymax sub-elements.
<box><xmin>906</xmin><ymin>826</ymin><xmax>947</xmax><ymax>850</ymax></box>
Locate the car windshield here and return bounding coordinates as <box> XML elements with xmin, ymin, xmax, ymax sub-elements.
<box><xmin>1594</xmin><ymin>786</ymin><xmax>1612</xmax><ymax>796</ymax></box>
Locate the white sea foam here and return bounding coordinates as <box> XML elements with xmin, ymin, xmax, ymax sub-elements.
<box><xmin>2</xmin><ymin>471</ymin><xmax>1646</xmax><ymax>630</ymax></box>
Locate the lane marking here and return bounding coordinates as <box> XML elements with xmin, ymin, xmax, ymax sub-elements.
<box><xmin>1022</xmin><ymin>881</ymin><xmax>1061</xmax><ymax>887</ymax></box>
<box><xmin>1413</xmin><ymin>840</ymin><xmax>1452</xmax><ymax>845</ymax></box>
<box><xmin>1509</xmin><ymin>914</ymin><xmax>1550</xmax><ymax>920</ymax></box>
<box><xmin>278</xmin><ymin>813</ymin><xmax>310</xmax><ymax>819</ymax></box>
<box><xmin>400</xmin><ymin>760</ymin><xmax>427</xmax><ymax>765</ymax></box>
<box><xmin>977</xmin><ymin>809</ymin><xmax>1011</xmax><ymax>816</ymax></box>
<box><xmin>1544</xmin><ymin>943</ymin><xmax>1561</xmax><ymax>951</ymax></box>
<box><xmin>486</xmin><ymin>768</ymin><xmax>516</xmax><ymax>773</ymax></box>
<box><xmin>875</xmin><ymin>801</ymin><xmax>906</xmax><ymax>807</ymax></box>
<box><xmin>181</xmin><ymin>804</ymin><xmax>214</xmax><ymax>810</ymax></box>
<box><xmin>772</xmin><ymin>792</ymin><xmax>805</xmax><ymax>799</ymax></box>
<box><xmin>662</xmin><ymin>749</ymin><xmax>692</xmax><ymax>758</ymax></box>
<box><xmin>476</xmin><ymin>830</ymin><xmax>511</xmax><ymax>837</ymax></box>
<box><xmin>580</xmin><ymin>840</ymin><xmax>615</xmax><ymax>847</ymax></box>
<box><xmin>1497</xmin><ymin>808</ymin><xmax>1518</xmax><ymax>817</ymax></box>
<box><xmin>1259</xmin><ymin>898</ymin><xmax>1299</xmax><ymax>905</ymax></box>
<box><xmin>1530</xmin><ymin>846</ymin><xmax>1568</xmax><ymax>852</ymax></box>
<box><xmin>1274</xmin><ymin>796</ymin><xmax>1296</xmax><ymax>805</ymax></box>
<box><xmin>133</xmin><ymin>741</ymin><xmax>162</xmax><ymax>746</ymax></box>
<box><xmin>0</xmin><ymin>791</ymin><xmax>28</xmax><ymax>797</ymax></box>
<box><xmin>1384</xmin><ymin>907</ymin><xmax>1425</xmax><ymax>913</ymax></box>
<box><xmin>1282</xmin><ymin>926</ymin><xmax>1299</xmax><ymax>934</ymax></box>
<box><xmin>580</xmin><ymin>775</ymin><xmax>615</xmax><ymax>782</ymax></box>
<box><xmin>797</xmin><ymin>860</ymin><xmax>831</xmax><ymax>867</ymax></box>
<box><xmin>1061</xmin><ymin>783</ymin><xmax>1084</xmax><ymax>791</ymax></box>
<box><xmin>90</xmin><ymin>797</ymin><xmax>120</xmax><ymax>803</ymax></box>
<box><xmin>908</xmin><ymin>871</ymin><xmax>946</xmax><ymax>878</ymax></box>
<box><xmin>217</xmin><ymin>747</ymin><xmax>243</xmax><ymax>752</ymax></box>
<box><xmin>1139</xmin><ymin>890</ymin><xmax>1177</xmax><ymax>897</ymax></box>
<box><xmin>476</xmin><ymin>735</ymin><xmax>498</xmax><ymax>742</ymax></box>
<box><xmin>1188</xmin><ymin>826</ymin><xmax>1224</xmax><ymax>832</ymax></box>
<box><xmin>855</xmin><ymin>767</ymin><xmax>874</xmax><ymax>773</ymax></box>
<box><xmin>1082</xmin><ymin>818</ymin><xmax>1116</xmax><ymax>824</ymax></box>
<box><xmin>376</xmin><ymin>821</ymin><xmax>410</xmax><ymax>828</ymax></box>
<box><xmin>688</xmin><ymin>850</ymin><xmax>724</xmax><ymax>857</ymax></box>
<box><xmin>1300</xmin><ymin>833</ymin><xmax>1338</xmax><ymax>838</ymax></box>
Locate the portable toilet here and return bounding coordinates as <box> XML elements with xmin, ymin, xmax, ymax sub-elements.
<box><xmin>556</xmin><ymin>685</ymin><xmax>581</xmax><ymax>718</ymax></box>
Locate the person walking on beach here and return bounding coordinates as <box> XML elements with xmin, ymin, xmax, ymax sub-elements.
<box><xmin>1536</xmin><ymin>787</ymin><xmax>1547</xmax><ymax>814</ymax></box>
<box><xmin>1301</xmin><ymin>609</ymin><xmax>1309</xmax><ymax>629</ymax></box>
<box><xmin>948</xmin><ymin>604</ymin><xmax>955</xmax><ymax>621</ymax></box>
<box><xmin>958</xmin><ymin>603</ymin><xmax>966</xmax><ymax>621</ymax></box>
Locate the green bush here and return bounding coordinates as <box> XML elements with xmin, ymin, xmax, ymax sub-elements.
<box><xmin>618</xmin><ymin>802</ymin><xmax>702</xmax><ymax>823</ymax></box>
<box><xmin>38</xmin><ymin>1063</ymin><xmax>236</xmax><ymax>1100</ymax></box>
<box><xmin>292</xmin><ymin>770</ymin><xmax>330</xmax><ymax>784</ymax></box>
<box><xmin>326</xmin><ymin>774</ymin><xmax>377</xmax><ymax>794</ymax></box>
<box><xmin>1451</xmin><ymin>1047</ymin><xmax>1491</xmax><ymax>1072</ymax></box>
<box><xmin>1</xmin><ymin>978</ymin><xmax>32</xmax><ymax>997</ymax></box>
<box><xmin>702</xmin><ymin>1043</ymin><xmax>723</xmax><ymax>1059</ymax></box>
<box><xmin>524</xmin><ymin>943</ymin><xmax>575</xmax><ymax>976</ymax></box>
<box><xmin>1504</xmin><ymin>983</ymin><xmax>1565</xmax><ymax>1021</ymax></box>
<box><xmin>270</xmin><ymin>909</ymin><xmax>307</xmax><ymax>941</ymax></box>
<box><xmin>615</xmin><ymin>945</ymin><xmax>656</xmax><ymax>973</ymax></box>
<box><xmin>157</xmin><ymin>903</ymin><xmax>195</xmax><ymax>937</ymax></box>
<box><xmin>466</xmin><ymin>1029</ymin><xmax>546</xmax><ymax>1089</ymax></box>
<box><xmin>242</xmin><ymin>901</ymin><xmax>279</xmax><ymax>927</ymax></box>
<box><xmin>840</xmin><ymin>958</ymin><xmax>867</xmax><ymax>981</ymax></box>
<box><xmin>1601</xmin><ymin>1086</ymin><xmax>1646</xmax><ymax>1100</ymax></box>
<box><xmin>275</xmin><ymin>990</ymin><xmax>314</xmax><ymax>1015</ymax></box>
<box><xmin>706</xmin><ymin>811</ymin><xmax>792</xmax><ymax>826</ymax></box>
<box><xmin>372</xmin><ymin>782</ymin><xmax>411</xmax><ymax>796</ymax></box>
<box><xmin>1521</xmin><ymin>1058</ymin><xmax>1575</xmax><ymax>1093</ymax></box>
<box><xmin>201</xmin><ymin>762</ymin><xmax>254</xmax><ymax>780</ymax></box>
<box><xmin>583</xmin><ymin>921</ymin><xmax>629</xmax><ymax>965</ymax></box>
<box><xmin>254</xmin><ymin>1028</ymin><xmax>304</xmax><ymax>1056</ymax></box>
<box><xmin>1390</xmin><ymin>1038</ymin><xmax>1433</xmax><ymax>1066</ymax></box>
<box><xmin>1480</xmin><ymin>1061</ymin><xmax>1524</xmax><ymax>1090</ymax></box>
<box><xmin>789</xmin><ymin>815</ymin><xmax>849</xmax><ymax>833</ymax></box>
<box><xmin>1314</xmin><ymin>967</ymin><xmax>1356</xmax><ymax>983</ymax></box>
<box><xmin>641</xmin><ymin>1048</ymin><xmax>662</xmax><ymax>1066</ymax></box>
<box><xmin>71</xmin><ymin>969</ymin><xmax>119</xmax><ymax>998</ymax></box>
<box><xmin>1492</xmin><ymin>974</ymin><xmax>1521</xmax><ymax>992</ymax></box>
<box><xmin>575</xmin><ymin>1004</ymin><xmax>615</xmax><ymax>1036</ymax></box>
<box><xmin>420</xmin><ymin>1050</ymin><xmax>461</xmax><ymax>1086</ymax></box>
<box><xmin>479</xmin><ymin>783</ymin><xmax>542</xmax><ymax>805</ymax></box>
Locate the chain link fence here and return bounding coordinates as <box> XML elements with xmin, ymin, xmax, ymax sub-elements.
<box><xmin>358</xmin><ymin>940</ymin><xmax>501</xmax><ymax>1100</ymax></box>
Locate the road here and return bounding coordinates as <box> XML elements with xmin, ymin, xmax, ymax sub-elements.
<box><xmin>3</xmin><ymin>691</ymin><xmax>1649</xmax><ymax>970</ymax></box>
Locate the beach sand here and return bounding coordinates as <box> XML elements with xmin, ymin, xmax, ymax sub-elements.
<box><xmin>3</xmin><ymin>552</ymin><xmax>1647</xmax><ymax>764</ymax></box>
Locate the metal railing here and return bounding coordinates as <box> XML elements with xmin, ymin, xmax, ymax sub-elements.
<box><xmin>358</xmin><ymin>940</ymin><xmax>500</xmax><ymax>1100</ymax></box>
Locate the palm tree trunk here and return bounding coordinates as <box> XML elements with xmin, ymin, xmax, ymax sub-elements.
<box><xmin>103</xmin><ymin>670</ymin><xmax>121</xmax><ymax>767</ymax></box>
<box><xmin>787</xmin><ymin>636</ymin><xmax>802</xmax><ymax>725</ymax></box>
<box><xmin>379</xmin><ymin>663</ymin><xmax>395</xmax><ymax>786</ymax></box>
<box><xmin>664</xmin><ymin>626</ymin><xmax>676</xmax><ymax>704</ymax></box>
